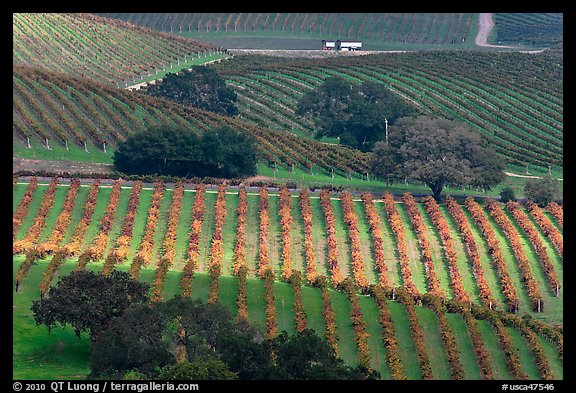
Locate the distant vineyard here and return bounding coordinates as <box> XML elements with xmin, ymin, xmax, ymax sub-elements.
<box><xmin>13</xmin><ymin>13</ymin><xmax>216</xmax><ymax>85</ymax></box>
<box><xmin>493</xmin><ymin>14</ymin><xmax>563</xmax><ymax>47</ymax></box>
<box><xmin>97</xmin><ymin>13</ymin><xmax>477</xmax><ymax>46</ymax></box>
<box><xmin>13</xmin><ymin>178</ymin><xmax>563</xmax><ymax>379</ymax></box>
<box><xmin>211</xmin><ymin>51</ymin><xmax>563</xmax><ymax>171</ymax></box>
<box><xmin>13</xmin><ymin>65</ymin><xmax>369</xmax><ymax>176</ymax></box>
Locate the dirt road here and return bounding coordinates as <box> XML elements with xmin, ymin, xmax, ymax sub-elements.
<box><xmin>13</xmin><ymin>157</ymin><xmax>114</xmax><ymax>175</ymax></box>
<box><xmin>475</xmin><ymin>13</ymin><xmax>547</xmax><ymax>53</ymax></box>
<box><xmin>476</xmin><ymin>13</ymin><xmax>516</xmax><ymax>48</ymax></box>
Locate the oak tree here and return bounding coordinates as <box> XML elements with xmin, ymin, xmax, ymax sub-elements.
<box><xmin>371</xmin><ymin>115</ymin><xmax>504</xmax><ymax>200</ymax></box>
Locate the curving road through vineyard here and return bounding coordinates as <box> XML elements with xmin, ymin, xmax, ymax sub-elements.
<box><xmin>475</xmin><ymin>13</ymin><xmax>547</xmax><ymax>53</ymax></box>
<box><xmin>476</xmin><ymin>13</ymin><xmax>517</xmax><ymax>48</ymax></box>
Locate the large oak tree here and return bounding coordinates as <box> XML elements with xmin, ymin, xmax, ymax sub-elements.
<box><xmin>370</xmin><ymin>115</ymin><xmax>504</xmax><ymax>200</ymax></box>
<box><xmin>296</xmin><ymin>77</ymin><xmax>415</xmax><ymax>151</ymax></box>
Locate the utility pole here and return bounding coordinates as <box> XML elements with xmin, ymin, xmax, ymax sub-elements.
<box><xmin>385</xmin><ymin>118</ymin><xmax>389</xmax><ymax>145</ymax></box>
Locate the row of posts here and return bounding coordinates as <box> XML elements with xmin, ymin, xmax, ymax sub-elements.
<box><xmin>118</xmin><ymin>48</ymin><xmax>228</xmax><ymax>89</ymax></box>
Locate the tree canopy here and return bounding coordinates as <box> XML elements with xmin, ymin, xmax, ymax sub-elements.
<box><xmin>524</xmin><ymin>176</ymin><xmax>562</xmax><ymax>206</ymax></box>
<box><xmin>31</xmin><ymin>270</ymin><xmax>149</xmax><ymax>342</ymax></box>
<box><xmin>296</xmin><ymin>77</ymin><xmax>416</xmax><ymax>151</ymax></box>
<box><xmin>113</xmin><ymin>125</ymin><xmax>258</xmax><ymax>179</ymax></box>
<box><xmin>370</xmin><ymin>115</ymin><xmax>505</xmax><ymax>200</ymax></box>
<box><xmin>90</xmin><ymin>295</ymin><xmax>377</xmax><ymax>380</ymax></box>
<box><xmin>143</xmin><ymin>66</ymin><xmax>238</xmax><ymax>116</ymax></box>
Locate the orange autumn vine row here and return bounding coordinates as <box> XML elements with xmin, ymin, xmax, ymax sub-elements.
<box><xmin>485</xmin><ymin>199</ymin><xmax>543</xmax><ymax>312</ymax></box>
<box><xmin>103</xmin><ymin>181</ymin><xmax>143</xmax><ymax>276</ymax></box>
<box><xmin>38</xmin><ymin>179</ymin><xmax>82</xmax><ymax>296</ymax></box>
<box><xmin>316</xmin><ymin>275</ymin><xmax>339</xmax><ymax>355</ymax></box>
<box><xmin>341</xmin><ymin>278</ymin><xmax>371</xmax><ymax>370</ymax></box>
<box><xmin>370</xmin><ymin>285</ymin><xmax>406</xmax><ymax>380</ymax></box>
<box><xmin>491</xmin><ymin>317</ymin><xmax>528</xmax><ymax>380</ymax></box>
<box><xmin>525</xmin><ymin>200</ymin><xmax>562</xmax><ymax>256</ymax></box>
<box><xmin>180</xmin><ymin>184</ymin><xmax>206</xmax><ymax>297</ymax></box>
<box><xmin>422</xmin><ymin>196</ymin><xmax>470</xmax><ymax>303</ymax></box>
<box><xmin>278</xmin><ymin>185</ymin><xmax>293</xmax><ymax>281</ymax></box>
<box><xmin>298</xmin><ymin>189</ymin><xmax>318</xmax><ymax>284</ymax></box>
<box><xmin>401</xmin><ymin>193</ymin><xmax>441</xmax><ymax>296</ymax></box>
<box><xmin>151</xmin><ymin>184</ymin><xmax>185</xmax><ymax>303</ymax></box>
<box><xmin>233</xmin><ymin>186</ymin><xmax>249</xmax><ymax>321</ymax></box>
<box><xmin>341</xmin><ymin>191</ymin><xmax>369</xmax><ymax>291</ymax></box>
<box><xmin>13</xmin><ymin>176</ymin><xmax>38</xmax><ymax>241</ymax></box>
<box><xmin>13</xmin><ymin>177</ymin><xmax>59</xmax><ymax>255</ymax></box>
<box><xmin>445</xmin><ymin>196</ymin><xmax>497</xmax><ymax>309</ymax></box>
<box><xmin>462</xmin><ymin>310</ymin><xmax>495</xmax><ymax>379</ymax></box>
<box><xmin>64</xmin><ymin>180</ymin><xmax>101</xmax><ymax>259</ymax></box>
<box><xmin>506</xmin><ymin>201</ymin><xmax>560</xmax><ymax>297</ymax></box>
<box><xmin>208</xmin><ymin>184</ymin><xmax>227</xmax><ymax>304</ymax></box>
<box><xmin>263</xmin><ymin>268</ymin><xmax>278</xmax><ymax>340</ymax></box>
<box><xmin>396</xmin><ymin>288</ymin><xmax>433</xmax><ymax>379</ymax></box>
<box><xmin>382</xmin><ymin>192</ymin><xmax>418</xmax><ymax>295</ymax></box>
<box><xmin>80</xmin><ymin>179</ymin><xmax>123</xmax><ymax>268</ymax></box>
<box><xmin>37</xmin><ymin>178</ymin><xmax>81</xmax><ymax>255</ymax></box>
<box><xmin>360</xmin><ymin>193</ymin><xmax>390</xmax><ymax>288</ymax></box>
<box><xmin>464</xmin><ymin>197</ymin><xmax>519</xmax><ymax>313</ymax></box>
<box><xmin>421</xmin><ymin>295</ymin><xmax>464</xmax><ymax>380</ymax></box>
<box><xmin>545</xmin><ymin>202</ymin><xmax>562</xmax><ymax>227</ymax></box>
<box><xmin>290</xmin><ymin>270</ymin><xmax>307</xmax><ymax>332</ymax></box>
<box><xmin>319</xmin><ymin>189</ymin><xmax>344</xmax><ymax>286</ymax></box>
<box><xmin>232</xmin><ymin>186</ymin><xmax>248</xmax><ymax>275</ymax></box>
<box><xmin>130</xmin><ymin>181</ymin><xmax>164</xmax><ymax>279</ymax></box>
<box><xmin>257</xmin><ymin>187</ymin><xmax>271</xmax><ymax>277</ymax></box>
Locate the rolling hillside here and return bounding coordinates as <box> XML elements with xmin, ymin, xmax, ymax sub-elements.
<box><xmin>13</xmin><ymin>13</ymin><xmax>563</xmax><ymax>178</ymax></box>
<box><xmin>12</xmin><ymin>12</ymin><xmax>563</xmax><ymax>381</ymax></box>
<box><xmin>210</xmin><ymin>51</ymin><xmax>563</xmax><ymax>173</ymax></box>
<box><xmin>96</xmin><ymin>13</ymin><xmax>479</xmax><ymax>50</ymax></box>
<box><xmin>13</xmin><ymin>65</ymin><xmax>369</xmax><ymax>176</ymax></box>
<box><xmin>13</xmin><ymin>178</ymin><xmax>563</xmax><ymax>379</ymax></box>
<box><xmin>493</xmin><ymin>14</ymin><xmax>563</xmax><ymax>47</ymax></box>
<box><xmin>13</xmin><ymin>13</ymin><xmax>220</xmax><ymax>85</ymax></box>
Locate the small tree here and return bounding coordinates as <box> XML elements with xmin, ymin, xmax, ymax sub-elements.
<box><xmin>499</xmin><ymin>187</ymin><xmax>516</xmax><ymax>203</ymax></box>
<box><xmin>143</xmin><ymin>66</ymin><xmax>238</xmax><ymax>116</ymax></box>
<box><xmin>524</xmin><ymin>176</ymin><xmax>561</xmax><ymax>207</ymax></box>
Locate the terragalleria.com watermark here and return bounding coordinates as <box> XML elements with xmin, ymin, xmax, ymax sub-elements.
<box><xmin>13</xmin><ymin>382</ymin><xmax>199</xmax><ymax>393</ymax></box>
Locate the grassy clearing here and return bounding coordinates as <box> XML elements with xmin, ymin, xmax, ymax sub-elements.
<box><xmin>13</xmin><ymin>256</ymin><xmax>90</xmax><ymax>380</ymax></box>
